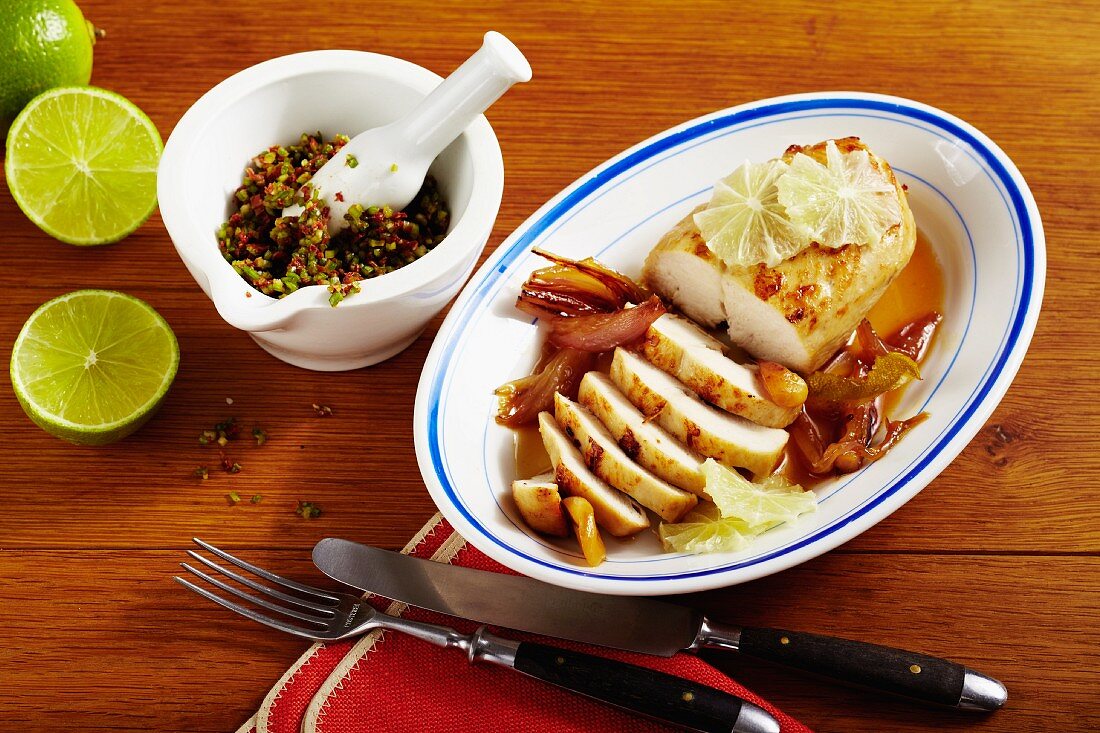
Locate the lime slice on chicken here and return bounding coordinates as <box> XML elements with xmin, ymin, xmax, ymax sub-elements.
<box><xmin>777</xmin><ymin>139</ymin><xmax>901</xmax><ymax>250</ymax></box>
<box><xmin>693</xmin><ymin>159</ymin><xmax>809</xmax><ymax>268</ymax></box>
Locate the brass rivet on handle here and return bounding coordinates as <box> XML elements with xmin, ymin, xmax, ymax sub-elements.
<box><xmin>682</xmin><ymin>691</ymin><xmax>695</xmax><ymax>702</ymax></box>
<box><xmin>780</xmin><ymin>636</ymin><xmax>790</xmax><ymax>645</ymax></box>
<box><xmin>555</xmin><ymin>656</ymin><xmax>565</xmax><ymax>665</ymax></box>
<box><xmin>910</xmin><ymin>664</ymin><xmax>922</xmax><ymax>674</ymax></box>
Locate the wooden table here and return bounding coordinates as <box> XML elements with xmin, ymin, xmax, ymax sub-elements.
<box><xmin>1</xmin><ymin>1</ymin><xmax>1096</xmax><ymax>731</ymax></box>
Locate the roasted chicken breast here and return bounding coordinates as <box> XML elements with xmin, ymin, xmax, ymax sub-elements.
<box><xmin>643</xmin><ymin>137</ymin><xmax>916</xmax><ymax>373</ymax></box>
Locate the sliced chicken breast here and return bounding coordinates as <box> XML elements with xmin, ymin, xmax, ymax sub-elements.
<box><xmin>578</xmin><ymin>371</ymin><xmax>707</xmax><ymax>496</ymax></box>
<box><xmin>643</xmin><ymin>313</ymin><xmax>800</xmax><ymax>428</ymax></box>
<box><xmin>642</xmin><ymin>210</ymin><xmax>726</xmax><ymax>328</ymax></box>
<box><xmin>538</xmin><ymin>412</ymin><xmax>650</xmax><ymax>537</ymax></box>
<box><xmin>554</xmin><ymin>393</ymin><xmax>698</xmax><ymax>522</ymax></box>
<box><xmin>609</xmin><ymin>348</ymin><xmax>787</xmax><ymax>478</ymax></box>
<box><xmin>512</xmin><ymin>476</ymin><xmax>569</xmax><ymax>537</ymax></box>
<box><xmin>643</xmin><ymin>137</ymin><xmax>917</xmax><ymax>373</ymax></box>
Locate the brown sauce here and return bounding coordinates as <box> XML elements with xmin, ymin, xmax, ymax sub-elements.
<box><xmin>514</xmin><ymin>424</ymin><xmax>552</xmax><ymax>479</ymax></box>
<box><xmin>868</xmin><ymin>230</ymin><xmax>945</xmax><ymax>341</ymax></box>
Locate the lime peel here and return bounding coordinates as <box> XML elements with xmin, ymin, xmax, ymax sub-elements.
<box><xmin>808</xmin><ymin>351</ymin><xmax>921</xmax><ymax>404</ymax></box>
<box><xmin>660</xmin><ymin>460</ymin><xmax>816</xmax><ymax>554</ymax></box>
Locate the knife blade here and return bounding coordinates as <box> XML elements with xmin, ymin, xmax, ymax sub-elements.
<box><xmin>315</xmin><ymin>536</ymin><xmax>700</xmax><ymax>656</ymax></box>
<box><xmin>314</xmin><ymin>537</ymin><xmax>1009</xmax><ymax>712</ymax></box>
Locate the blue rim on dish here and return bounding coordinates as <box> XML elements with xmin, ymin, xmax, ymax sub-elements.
<box><xmin>416</xmin><ymin>92</ymin><xmax>1044</xmax><ymax>592</ymax></box>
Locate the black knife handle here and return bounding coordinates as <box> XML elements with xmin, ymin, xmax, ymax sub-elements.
<box><xmin>734</xmin><ymin>627</ymin><xmax>1006</xmax><ymax>711</ymax></box>
<box><xmin>509</xmin><ymin>640</ymin><xmax>776</xmax><ymax>733</ymax></box>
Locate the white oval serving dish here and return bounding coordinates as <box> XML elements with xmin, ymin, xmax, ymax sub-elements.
<box><xmin>414</xmin><ymin>92</ymin><xmax>1045</xmax><ymax>595</ymax></box>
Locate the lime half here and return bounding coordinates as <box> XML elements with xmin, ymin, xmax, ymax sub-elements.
<box><xmin>11</xmin><ymin>290</ymin><xmax>179</xmax><ymax>445</ymax></box>
<box><xmin>5</xmin><ymin>86</ymin><xmax>162</xmax><ymax>245</ymax></box>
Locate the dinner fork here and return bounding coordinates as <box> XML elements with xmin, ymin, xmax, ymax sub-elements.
<box><xmin>176</xmin><ymin>538</ymin><xmax>779</xmax><ymax>733</ymax></box>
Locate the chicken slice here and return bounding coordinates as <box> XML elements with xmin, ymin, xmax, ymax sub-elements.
<box><xmin>554</xmin><ymin>393</ymin><xmax>698</xmax><ymax>522</ymax></box>
<box><xmin>512</xmin><ymin>475</ymin><xmax>569</xmax><ymax>537</ymax></box>
<box><xmin>578</xmin><ymin>371</ymin><xmax>707</xmax><ymax>496</ymax></box>
<box><xmin>643</xmin><ymin>137</ymin><xmax>916</xmax><ymax>373</ymax></box>
<box><xmin>538</xmin><ymin>412</ymin><xmax>650</xmax><ymax>537</ymax></box>
<box><xmin>643</xmin><ymin>313</ymin><xmax>800</xmax><ymax>428</ymax></box>
<box><xmin>609</xmin><ymin>348</ymin><xmax>787</xmax><ymax>478</ymax></box>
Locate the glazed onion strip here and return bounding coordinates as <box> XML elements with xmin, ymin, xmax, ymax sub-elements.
<box><xmin>531</xmin><ymin>248</ymin><xmax>649</xmax><ymax>306</ymax></box>
<box><xmin>547</xmin><ymin>296</ymin><xmax>666</xmax><ymax>352</ymax></box>
<box><xmin>516</xmin><ymin>249</ymin><xmax>649</xmax><ymax>318</ymax></box>
<box><xmin>494</xmin><ymin>348</ymin><xmax>596</xmax><ymax>428</ymax></box>
<box><xmin>887</xmin><ymin>311</ymin><xmax>942</xmax><ymax>361</ymax></box>
<box><xmin>817</xmin><ymin>403</ymin><xmax>877</xmax><ymax>474</ymax></box>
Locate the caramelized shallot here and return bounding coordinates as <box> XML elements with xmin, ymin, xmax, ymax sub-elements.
<box><xmin>494</xmin><ymin>348</ymin><xmax>596</xmax><ymax>428</ymax></box>
<box><xmin>888</xmin><ymin>312</ymin><xmax>942</xmax><ymax>361</ymax></box>
<box><xmin>547</xmin><ymin>296</ymin><xmax>666</xmax><ymax>352</ymax></box>
<box><xmin>516</xmin><ymin>249</ymin><xmax>650</xmax><ymax>318</ymax></box>
<box><xmin>758</xmin><ymin>361</ymin><xmax>809</xmax><ymax>408</ymax></box>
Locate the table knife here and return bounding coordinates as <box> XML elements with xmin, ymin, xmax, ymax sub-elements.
<box><xmin>313</xmin><ymin>538</ymin><xmax>1007</xmax><ymax>712</ymax></box>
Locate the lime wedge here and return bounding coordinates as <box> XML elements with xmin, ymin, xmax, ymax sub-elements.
<box><xmin>5</xmin><ymin>86</ymin><xmax>162</xmax><ymax>245</ymax></box>
<box><xmin>659</xmin><ymin>503</ymin><xmax>757</xmax><ymax>555</ymax></box>
<box><xmin>701</xmin><ymin>459</ymin><xmax>816</xmax><ymax>526</ymax></box>
<box><xmin>776</xmin><ymin>139</ymin><xmax>901</xmax><ymax>250</ymax></box>
<box><xmin>660</xmin><ymin>462</ymin><xmax>818</xmax><ymax>555</ymax></box>
<box><xmin>11</xmin><ymin>290</ymin><xmax>179</xmax><ymax>445</ymax></box>
<box><xmin>693</xmin><ymin>159</ymin><xmax>809</xmax><ymax>268</ymax></box>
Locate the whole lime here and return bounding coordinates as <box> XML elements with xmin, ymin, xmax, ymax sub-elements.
<box><xmin>0</xmin><ymin>0</ymin><xmax>96</xmax><ymax>135</ymax></box>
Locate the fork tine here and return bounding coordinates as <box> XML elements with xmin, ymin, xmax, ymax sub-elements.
<box><xmin>186</xmin><ymin>551</ymin><xmax>337</xmax><ymax>615</ymax></box>
<box><xmin>180</xmin><ymin>562</ymin><xmax>329</xmax><ymax>625</ymax></box>
<box><xmin>174</xmin><ymin>576</ymin><xmax>322</xmax><ymax>640</ymax></box>
<box><xmin>191</xmin><ymin>538</ymin><xmax>340</xmax><ymax>602</ymax></box>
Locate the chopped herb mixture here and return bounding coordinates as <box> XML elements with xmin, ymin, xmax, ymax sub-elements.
<box><xmin>312</xmin><ymin>403</ymin><xmax>333</xmax><ymax>417</ymax></box>
<box><xmin>296</xmin><ymin>500</ymin><xmax>322</xmax><ymax>519</ymax></box>
<box><xmin>216</xmin><ymin>132</ymin><xmax>450</xmax><ymax>306</ymax></box>
<box><xmin>196</xmin><ymin>417</ymin><xmax>267</xmax><ymax>477</ymax></box>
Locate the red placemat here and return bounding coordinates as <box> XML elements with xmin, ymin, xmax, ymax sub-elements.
<box><xmin>246</xmin><ymin>514</ymin><xmax>813</xmax><ymax>733</ymax></box>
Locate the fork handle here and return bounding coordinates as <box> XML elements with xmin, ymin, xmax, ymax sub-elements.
<box><xmin>468</xmin><ymin>627</ymin><xmax>777</xmax><ymax>733</ymax></box>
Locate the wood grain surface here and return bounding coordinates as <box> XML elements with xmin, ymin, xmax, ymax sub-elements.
<box><xmin>0</xmin><ymin>1</ymin><xmax>1096</xmax><ymax>731</ymax></box>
